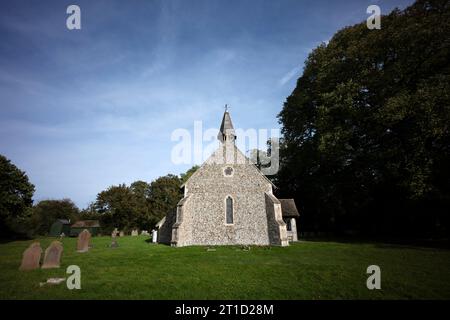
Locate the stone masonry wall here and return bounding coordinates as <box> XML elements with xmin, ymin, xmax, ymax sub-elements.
<box><xmin>265</xmin><ymin>192</ymin><xmax>289</xmax><ymax>246</ymax></box>
<box><xmin>172</xmin><ymin>144</ymin><xmax>280</xmax><ymax>246</ymax></box>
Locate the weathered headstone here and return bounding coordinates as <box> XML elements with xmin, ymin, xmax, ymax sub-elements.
<box><xmin>19</xmin><ymin>242</ymin><xmax>42</xmax><ymax>271</ymax></box>
<box><xmin>42</xmin><ymin>241</ymin><xmax>63</xmax><ymax>269</ymax></box>
<box><xmin>152</xmin><ymin>229</ymin><xmax>158</xmax><ymax>243</ymax></box>
<box><xmin>76</xmin><ymin>229</ymin><xmax>91</xmax><ymax>252</ymax></box>
<box><xmin>119</xmin><ymin>231</ymin><xmax>124</xmax><ymax>237</ymax></box>
<box><xmin>111</xmin><ymin>228</ymin><xmax>119</xmax><ymax>238</ymax></box>
<box><xmin>141</xmin><ymin>230</ymin><xmax>149</xmax><ymax>236</ymax></box>
<box><xmin>131</xmin><ymin>229</ymin><xmax>138</xmax><ymax>236</ymax></box>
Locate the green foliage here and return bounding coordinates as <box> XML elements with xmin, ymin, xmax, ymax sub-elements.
<box><xmin>277</xmin><ymin>0</ymin><xmax>450</xmax><ymax>236</ymax></box>
<box><xmin>93</xmin><ymin>184</ymin><xmax>137</xmax><ymax>233</ymax></box>
<box><xmin>0</xmin><ymin>155</ymin><xmax>35</xmax><ymax>237</ymax></box>
<box><xmin>28</xmin><ymin>199</ymin><xmax>79</xmax><ymax>236</ymax></box>
<box><xmin>180</xmin><ymin>165</ymin><xmax>199</xmax><ymax>184</ymax></box>
<box><xmin>79</xmin><ymin>203</ymin><xmax>102</xmax><ymax>221</ymax></box>
<box><xmin>149</xmin><ymin>174</ymin><xmax>183</xmax><ymax>222</ymax></box>
<box><xmin>90</xmin><ymin>173</ymin><xmax>184</xmax><ymax>232</ymax></box>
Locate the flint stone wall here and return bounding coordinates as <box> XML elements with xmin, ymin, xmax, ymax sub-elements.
<box><xmin>171</xmin><ymin>144</ymin><xmax>278</xmax><ymax>246</ymax></box>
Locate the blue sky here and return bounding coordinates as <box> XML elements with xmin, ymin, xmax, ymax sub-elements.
<box><xmin>0</xmin><ymin>0</ymin><xmax>414</xmax><ymax>208</ymax></box>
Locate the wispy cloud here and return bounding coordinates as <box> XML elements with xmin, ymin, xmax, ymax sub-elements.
<box><xmin>0</xmin><ymin>0</ymin><xmax>416</xmax><ymax>207</ymax></box>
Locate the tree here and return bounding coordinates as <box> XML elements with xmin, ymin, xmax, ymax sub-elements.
<box><xmin>180</xmin><ymin>165</ymin><xmax>199</xmax><ymax>184</ymax></box>
<box><xmin>29</xmin><ymin>199</ymin><xmax>79</xmax><ymax>236</ymax></box>
<box><xmin>130</xmin><ymin>180</ymin><xmax>153</xmax><ymax>230</ymax></box>
<box><xmin>94</xmin><ymin>184</ymin><xmax>136</xmax><ymax>233</ymax></box>
<box><xmin>88</xmin><ymin>168</ymin><xmax>197</xmax><ymax>232</ymax></box>
<box><xmin>79</xmin><ymin>202</ymin><xmax>102</xmax><ymax>221</ymax></box>
<box><xmin>149</xmin><ymin>174</ymin><xmax>183</xmax><ymax>224</ymax></box>
<box><xmin>277</xmin><ymin>0</ymin><xmax>450</xmax><ymax>237</ymax></box>
<box><xmin>0</xmin><ymin>155</ymin><xmax>35</xmax><ymax>237</ymax></box>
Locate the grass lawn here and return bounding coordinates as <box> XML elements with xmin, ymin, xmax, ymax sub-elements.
<box><xmin>0</xmin><ymin>236</ymin><xmax>449</xmax><ymax>299</ymax></box>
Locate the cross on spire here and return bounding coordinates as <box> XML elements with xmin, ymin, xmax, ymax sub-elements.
<box><xmin>217</xmin><ymin>106</ymin><xmax>236</xmax><ymax>143</ymax></box>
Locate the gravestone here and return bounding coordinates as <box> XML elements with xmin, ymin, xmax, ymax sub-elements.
<box><xmin>42</xmin><ymin>241</ymin><xmax>63</xmax><ymax>269</ymax></box>
<box><xmin>76</xmin><ymin>229</ymin><xmax>91</xmax><ymax>252</ymax></box>
<box><xmin>141</xmin><ymin>230</ymin><xmax>149</xmax><ymax>236</ymax></box>
<box><xmin>19</xmin><ymin>242</ymin><xmax>42</xmax><ymax>271</ymax></box>
<box><xmin>110</xmin><ymin>240</ymin><xmax>119</xmax><ymax>248</ymax></box>
<box><xmin>152</xmin><ymin>229</ymin><xmax>158</xmax><ymax>243</ymax></box>
<box><xmin>119</xmin><ymin>231</ymin><xmax>124</xmax><ymax>237</ymax></box>
<box><xmin>111</xmin><ymin>228</ymin><xmax>119</xmax><ymax>238</ymax></box>
<box><xmin>131</xmin><ymin>229</ymin><xmax>138</xmax><ymax>236</ymax></box>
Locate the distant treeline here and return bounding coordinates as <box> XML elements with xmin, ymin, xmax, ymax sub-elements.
<box><xmin>0</xmin><ymin>153</ymin><xmax>198</xmax><ymax>238</ymax></box>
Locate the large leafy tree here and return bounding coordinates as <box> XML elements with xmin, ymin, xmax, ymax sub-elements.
<box><xmin>91</xmin><ymin>173</ymin><xmax>184</xmax><ymax>232</ymax></box>
<box><xmin>94</xmin><ymin>184</ymin><xmax>136</xmax><ymax>233</ymax></box>
<box><xmin>277</xmin><ymin>0</ymin><xmax>450</xmax><ymax>237</ymax></box>
<box><xmin>0</xmin><ymin>155</ymin><xmax>35</xmax><ymax>237</ymax></box>
<box><xmin>149</xmin><ymin>174</ymin><xmax>183</xmax><ymax>223</ymax></box>
<box><xmin>130</xmin><ymin>180</ymin><xmax>153</xmax><ymax>229</ymax></box>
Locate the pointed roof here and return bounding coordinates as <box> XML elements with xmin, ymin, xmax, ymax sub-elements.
<box><xmin>180</xmin><ymin>143</ymin><xmax>276</xmax><ymax>189</ymax></box>
<box><xmin>217</xmin><ymin>111</ymin><xmax>235</xmax><ymax>141</ymax></box>
<box><xmin>181</xmin><ymin>108</ymin><xmax>276</xmax><ymax>189</ymax></box>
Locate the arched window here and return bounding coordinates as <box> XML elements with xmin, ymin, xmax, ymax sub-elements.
<box><xmin>226</xmin><ymin>196</ymin><xmax>233</xmax><ymax>224</ymax></box>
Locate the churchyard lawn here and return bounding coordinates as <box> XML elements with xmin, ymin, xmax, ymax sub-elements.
<box><xmin>0</xmin><ymin>236</ymin><xmax>449</xmax><ymax>299</ymax></box>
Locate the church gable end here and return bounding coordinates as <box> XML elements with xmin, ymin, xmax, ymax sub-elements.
<box><xmin>162</xmin><ymin>109</ymin><xmax>289</xmax><ymax>247</ymax></box>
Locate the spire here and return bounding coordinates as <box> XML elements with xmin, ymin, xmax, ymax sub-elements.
<box><xmin>217</xmin><ymin>106</ymin><xmax>236</xmax><ymax>143</ymax></box>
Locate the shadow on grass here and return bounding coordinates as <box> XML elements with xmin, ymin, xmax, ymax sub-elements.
<box><xmin>299</xmin><ymin>236</ymin><xmax>450</xmax><ymax>250</ymax></box>
<box><xmin>144</xmin><ymin>238</ymin><xmax>172</xmax><ymax>246</ymax></box>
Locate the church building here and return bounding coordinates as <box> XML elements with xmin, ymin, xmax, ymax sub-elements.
<box><xmin>157</xmin><ymin>110</ymin><xmax>299</xmax><ymax>247</ymax></box>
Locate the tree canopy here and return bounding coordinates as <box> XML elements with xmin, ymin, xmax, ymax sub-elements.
<box><xmin>276</xmin><ymin>0</ymin><xmax>450</xmax><ymax>237</ymax></box>
<box><xmin>180</xmin><ymin>165</ymin><xmax>199</xmax><ymax>184</ymax></box>
<box><xmin>0</xmin><ymin>155</ymin><xmax>35</xmax><ymax>237</ymax></box>
<box><xmin>85</xmin><ymin>168</ymin><xmax>195</xmax><ymax>233</ymax></box>
<box><xmin>29</xmin><ymin>199</ymin><xmax>79</xmax><ymax>236</ymax></box>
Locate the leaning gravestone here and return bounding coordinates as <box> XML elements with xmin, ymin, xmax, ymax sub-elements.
<box><xmin>19</xmin><ymin>242</ymin><xmax>42</xmax><ymax>271</ymax></box>
<box><xmin>42</xmin><ymin>241</ymin><xmax>63</xmax><ymax>269</ymax></box>
<box><xmin>76</xmin><ymin>229</ymin><xmax>91</xmax><ymax>253</ymax></box>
